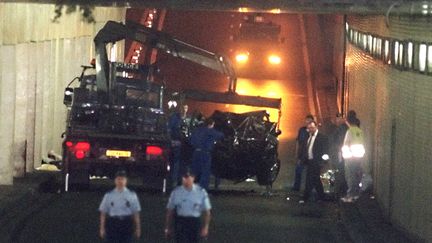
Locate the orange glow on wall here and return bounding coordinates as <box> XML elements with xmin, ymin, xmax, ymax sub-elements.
<box><xmin>229</xmin><ymin>78</ymin><xmax>292</xmax><ymax>139</ymax></box>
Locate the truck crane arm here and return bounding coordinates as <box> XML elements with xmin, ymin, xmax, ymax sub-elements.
<box><xmin>94</xmin><ymin>21</ymin><xmax>237</xmax><ymax>94</ymax></box>
<box><xmin>93</xmin><ymin>21</ymin><xmax>280</xmax><ymax>110</ymax></box>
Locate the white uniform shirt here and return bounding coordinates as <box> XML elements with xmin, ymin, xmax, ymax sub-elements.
<box><xmin>99</xmin><ymin>188</ymin><xmax>141</xmax><ymax>217</ymax></box>
<box><xmin>166</xmin><ymin>184</ymin><xmax>211</xmax><ymax>218</ymax></box>
<box><xmin>307</xmin><ymin>130</ymin><xmax>318</xmax><ymax>160</ymax></box>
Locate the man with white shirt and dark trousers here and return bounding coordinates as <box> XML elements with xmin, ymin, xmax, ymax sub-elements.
<box><xmin>99</xmin><ymin>170</ymin><xmax>141</xmax><ymax>242</ymax></box>
<box><xmin>300</xmin><ymin>121</ymin><xmax>330</xmax><ymax>204</ymax></box>
<box><xmin>165</xmin><ymin>168</ymin><xmax>212</xmax><ymax>243</ymax></box>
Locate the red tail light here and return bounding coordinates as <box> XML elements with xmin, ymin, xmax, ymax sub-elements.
<box><xmin>146</xmin><ymin>146</ymin><xmax>163</xmax><ymax>156</ymax></box>
<box><xmin>75</xmin><ymin>142</ymin><xmax>90</xmax><ymax>151</ymax></box>
<box><xmin>75</xmin><ymin>150</ymin><xmax>86</xmax><ymax>159</ymax></box>
<box><xmin>65</xmin><ymin>141</ymin><xmax>91</xmax><ymax>160</ymax></box>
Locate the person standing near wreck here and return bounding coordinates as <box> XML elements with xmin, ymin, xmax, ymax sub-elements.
<box><xmin>190</xmin><ymin>118</ymin><xmax>224</xmax><ymax>191</ymax></box>
<box><xmin>300</xmin><ymin>121</ymin><xmax>329</xmax><ymax>203</ymax></box>
<box><xmin>168</xmin><ymin>104</ymin><xmax>185</xmax><ymax>187</ymax></box>
<box><xmin>330</xmin><ymin>113</ymin><xmax>349</xmax><ymax>198</ymax></box>
<box><xmin>341</xmin><ymin>113</ymin><xmax>365</xmax><ymax>203</ymax></box>
<box><xmin>292</xmin><ymin>114</ymin><xmax>315</xmax><ymax>192</ymax></box>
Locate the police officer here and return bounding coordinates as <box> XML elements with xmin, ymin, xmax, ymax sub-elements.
<box><xmin>168</xmin><ymin>105</ymin><xmax>184</xmax><ymax>186</ymax></box>
<box><xmin>190</xmin><ymin>118</ymin><xmax>223</xmax><ymax>190</ymax></box>
<box><xmin>165</xmin><ymin>169</ymin><xmax>212</xmax><ymax>243</ymax></box>
<box><xmin>99</xmin><ymin>170</ymin><xmax>141</xmax><ymax>243</ymax></box>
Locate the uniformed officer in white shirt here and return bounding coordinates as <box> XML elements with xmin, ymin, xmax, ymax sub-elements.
<box><xmin>99</xmin><ymin>170</ymin><xmax>141</xmax><ymax>243</ymax></box>
<box><xmin>165</xmin><ymin>169</ymin><xmax>212</xmax><ymax>243</ymax></box>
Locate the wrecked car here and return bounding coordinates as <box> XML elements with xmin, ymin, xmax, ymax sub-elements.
<box><xmin>211</xmin><ymin>110</ymin><xmax>281</xmax><ymax>186</ymax></box>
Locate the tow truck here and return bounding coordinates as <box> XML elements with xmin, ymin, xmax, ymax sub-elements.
<box><xmin>62</xmin><ymin>21</ymin><xmax>282</xmax><ymax>191</ymax></box>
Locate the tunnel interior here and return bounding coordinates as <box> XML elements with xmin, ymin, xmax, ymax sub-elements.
<box><xmin>126</xmin><ymin>9</ymin><xmax>344</xmax><ymax>140</ymax></box>
<box><xmin>1</xmin><ymin>2</ymin><xmax>432</xmax><ymax>242</ymax></box>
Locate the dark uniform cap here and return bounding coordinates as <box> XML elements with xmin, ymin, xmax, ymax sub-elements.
<box><xmin>182</xmin><ymin>168</ymin><xmax>195</xmax><ymax>177</ymax></box>
<box><xmin>115</xmin><ymin>170</ymin><xmax>128</xmax><ymax>178</ymax></box>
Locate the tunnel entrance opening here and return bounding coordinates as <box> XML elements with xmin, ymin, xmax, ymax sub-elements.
<box><xmin>126</xmin><ymin>9</ymin><xmax>345</xmax><ymax>141</ymax></box>
<box><xmin>122</xmin><ymin>9</ymin><xmax>347</xmax><ymax>193</ymax></box>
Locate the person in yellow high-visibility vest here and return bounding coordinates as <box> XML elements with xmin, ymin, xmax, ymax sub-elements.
<box><xmin>341</xmin><ymin>115</ymin><xmax>365</xmax><ymax>203</ymax></box>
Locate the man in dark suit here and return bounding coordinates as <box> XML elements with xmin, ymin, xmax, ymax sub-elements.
<box><xmin>300</xmin><ymin>121</ymin><xmax>329</xmax><ymax>203</ymax></box>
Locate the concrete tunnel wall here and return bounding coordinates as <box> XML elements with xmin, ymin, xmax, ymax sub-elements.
<box><xmin>346</xmin><ymin>15</ymin><xmax>432</xmax><ymax>242</ymax></box>
<box><xmin>0</xmin><ymin>3</ymin><xmax>126</xmax><ymax>185</ymax></box>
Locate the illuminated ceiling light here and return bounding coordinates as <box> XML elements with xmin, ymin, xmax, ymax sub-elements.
<box><xmin>270</xmin><ymin>8</ymin><xmax>281</xmax><ymax>14</ymax></box>
<box><xmin>238</xmin><ymin>7</ymin><xmax>249</xmax><ymax>12</ymax></box>
<box><xmin>268</xmin><ymin>55</ymin><xmax>281</xmax><ymax>65</ymax></box>
<box><xmin>235</xmin><ymin>53</ymin><xmax>249</xmax><ymax>63</ymax></box>
<box><xmin>419</xmin><ymin>44</ymin><xmax>427</xmax><ymax>71</ymax></box>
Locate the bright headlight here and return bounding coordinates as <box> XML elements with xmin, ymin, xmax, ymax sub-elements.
<box><xmin>268</xmin><ymin>55</ymin><xmax>281</xmax><ymax>65</ymax></box>
<box><xmin>235</xmin><ymin>53</ymin><xmax>249</xmax><ymax>63</ymax></box>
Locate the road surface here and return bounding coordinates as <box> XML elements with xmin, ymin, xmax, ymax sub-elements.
<box><xmin>7</xmin><ymin>181</ymin><xmax>351</xmax><ymax>243</ymax></box>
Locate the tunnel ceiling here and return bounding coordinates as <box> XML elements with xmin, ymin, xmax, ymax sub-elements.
<box><xmin>8</xmin><ymin>0</ymin><xmax>432</xmax><ymax>15</ymax></box>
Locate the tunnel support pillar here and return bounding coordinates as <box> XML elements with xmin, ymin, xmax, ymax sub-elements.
<box><xmin>298</xmin><ymin>14</ymin><xmax>316</xmax><ymax>117</ymax></box>
<box><xmin>0</xmin><ymin>45</ymin><xmax>16</xmax><ymax>185</ymax></box>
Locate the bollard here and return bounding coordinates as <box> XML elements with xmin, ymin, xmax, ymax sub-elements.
<box><xmin>65</xmin><ymin>173</ymin><xmax>69</xmax><ymax>192</ymax></box>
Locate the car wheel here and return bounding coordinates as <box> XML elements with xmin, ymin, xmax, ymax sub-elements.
<box><xmin>256</xmin><ymin>156</ymin><xmax>280</xmax><ymax>186</ymax></box>
<box><xmin>270</xmin><ymin>159</ymin><xmax>281</xmax><ymax>183</ymax></box>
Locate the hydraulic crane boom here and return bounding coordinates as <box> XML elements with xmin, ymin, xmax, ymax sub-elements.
<box><xmin>93</xmin><ymin>20</ymin><xmax>281</xmax><ymax>110</ymax></box>
<box><xmin>94</xmin><ymin>21</ymin><xmax>237</xmax><ymax>94</ymax></box>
